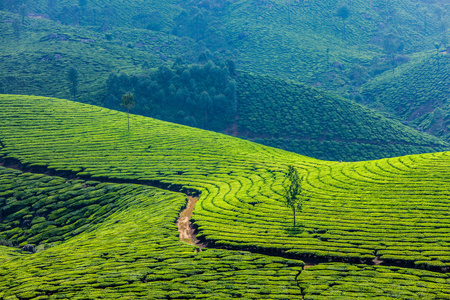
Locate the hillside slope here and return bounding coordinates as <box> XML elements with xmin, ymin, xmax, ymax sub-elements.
<box><xmin>2</xmin><ymin>2</ymin><xmax>450</xmax><ymax>163</ymax></box>
<box><xmin>0</xmin><ymin>95</ymin><xmax>449</xmax><ymax>298</ymax></box>
<box><xmin>1</xmin><ymin>0</ymin><xmax>448</xmax><ymax>95</ymax></box>
<box><xmin>361</xmin><ymin>52</ymin><xmax>450</xmax><ymax>142</ymax></box>
<box><xmin>233</xmin><ymin>72</ymin><xmax>450</xmax><ymax>161</ymax></box>
<box><xmin>0</xmin><ymin>167</ymin><xmax>305</xmax><ymax>299</ymax></box>
<box><xmin>0</xmin><ymin>10</ymin><xmax>195</xmax><ymax>104</ymax></box>
<box><xmin>101</xmin><ymin>67</ymin><xmax>450</xmax><ymax>161</ymax></box>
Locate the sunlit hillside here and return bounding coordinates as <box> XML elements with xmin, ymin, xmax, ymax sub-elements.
<box><xmin>0</xmin><ymin>95</ymin><xmax>449</xmax><ymax>298</ymax></box>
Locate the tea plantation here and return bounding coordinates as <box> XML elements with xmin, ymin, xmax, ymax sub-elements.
<box><xmin>361</xmin><ymin>53</ymin><xmax>450</xmax><ymax>142</ymax></box>
<box><xmin>0</xmin><ymin>94</ymin><xmax>449</xmax><ymax>298</ymax></box>
<box><xmin>0</xmin><ymin>10</ymin><xmax>195</xmax><ymax>104</ymax></box>
<box><xmin>235</xmin><ymin>72</ymin><xmax>449</xmax><ymax>161</ymax></box>
<box><xmin>299</xmin><ymin>263</ymin><xmax>450</xmax><ymax>299</ymax></box>
<box><xmin>2</xmin><ymin>0</ymin><xmax>447</xmax><ymax>101</ymax></box>
<box><xmin>0</xmin><ymin>168</ymin><xmax>306</xmax><ymax>299</ymax></box>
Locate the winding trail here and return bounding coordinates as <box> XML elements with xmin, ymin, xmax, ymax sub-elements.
<box><xmin>2</xmin><ymin>157</ymin><xmax>446</xmax><ymax>276</ymax></box>
<box><xmin>0</xmin><ymin>158</ymin><xmax>412</xmax><ymax>271</ymax></box>
<box><xmin>176</xmin><ymin>196</ymin><xmax>208</xmax><ymax>250</ymax></box>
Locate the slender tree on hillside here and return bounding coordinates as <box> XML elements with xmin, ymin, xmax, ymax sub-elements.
<box><xmin>12</xmin><ymin>19</ymin><xmax>21</xmax><ymax>40</ymax></box>
<box><xmin>282</xmin><ymin>165</ymin><xmax>308</xmax><ymax>227</ymax></box>
<box><xmin>337</xmin><ymin>4</ymin><xmax>350</xmax><ymax>40</ymax></box>
<box><xmin>198</xmin><ymin>91</ymin><xmax>212</xmax><ymax>125</ymax></box>
<box><xmin>383</xmin><ymin>34</ymin><xmax>404</xmax><ymax>74</ymax></box>
<box><xmin>67</xmin><ymin>66</ymin><xmax>79</xmax><ymax>101</ymax></box>
<box><xmin>19</xmin><ymin>4</ymin><xmax>27</xmax><ymax>23</ymax></box>
<box><xmin>121</xmin><ymin>92</ymin><xmax>135</xmax><ymax>131</ymax></box>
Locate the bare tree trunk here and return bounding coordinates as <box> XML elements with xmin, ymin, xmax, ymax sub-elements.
<box><xmin>127</xmin><ymin>111</ymin><xmax>130</xmax><ymax>131</ymax></box>
<box><xmin>293</xmin><ymin>207</ymin><xmax>296</xmax><ymax>226</ymax></box>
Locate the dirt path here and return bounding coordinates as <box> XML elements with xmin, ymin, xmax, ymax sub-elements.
<box><xmin>176</xmin><ymin>196</ymin><xmax>208</xmax><ymax>250</ymax></box>
<box><xmin>3</xmin><ymin>157</ymin><xmax>443</xmax><ymax>273</ymax></box>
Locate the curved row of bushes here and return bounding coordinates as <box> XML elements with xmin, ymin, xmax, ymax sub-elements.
<box><xmin>0</xmin><ymin>95</ymin><xmax>449</xmax><ymax>298</ymax></box>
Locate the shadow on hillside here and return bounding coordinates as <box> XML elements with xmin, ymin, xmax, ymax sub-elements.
<box><xmin>284</xmin><ymin>223</ymin><xmax>304</xmax><ymax>236</ymax></box>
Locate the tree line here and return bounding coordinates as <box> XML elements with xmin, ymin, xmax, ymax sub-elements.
<box><xmin>103</xmin><ymin>59</ymin><xmax>237</xmax><ymax>131</ymax></box>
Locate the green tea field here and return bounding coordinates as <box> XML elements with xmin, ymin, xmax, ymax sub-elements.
<box><xmin>234</xmin><ymin>72</ymin><xmax>450</xmax><ymax>161</ymax></box>
<box><xmin>361</xmin><ymin>53</ymin><xmax>450</xmax><ymax>142</ymax></box>
<box><xmin>0</xmin><ymin>94</ymin><xmax>449</xmax><ymax>298</ymax></box>
<box><xmin>0</xmin><ymin>10</ymin><xmax>195</xmax><ymax>104</ymax></box>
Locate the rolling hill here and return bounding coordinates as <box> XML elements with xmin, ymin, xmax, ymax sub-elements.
<box><xmin>4</xmin><ymin>10</ymin><xmax>448</xmax><ymax>162</ymax></box>
<box><xmin>233</xmin><ymin>71</ymin><xmax>450</xmax><ymax>161</ymax></box>
<box><xmin>361</xmin><ymin>52</ymin><xmax>450</xmax><ymax>142</ymax></box>
<box><xmin>0</xmin><ymin>94</ymin><xmax>449</xmax><ymax>298</ymax></box>
<box><xmin>1</xmin><ymin>0</ymin><xmax>450</xmax><ymax>295</ymax></box>
<box><xmin>1</xmin><ymin>0</ymin><xmax>448</xmax><ymax>97</ymax></box>
<box><xmin>0</xmin><ymin>10</ymin><xmax>195</xmax><ymax>104</ymax></box>
<box><xmin>101</xmin><ymin>66</ymin><xmax>450</xmax><ymax>161</ymax></box>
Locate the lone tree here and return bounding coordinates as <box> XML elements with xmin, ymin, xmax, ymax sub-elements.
<box><xmin>382</xmin><ymin>34</ymin><xmax>404</xmax><ymax>74</ymax></box>
<box><xmin>67</xmin><ymin>66</ymin><xmax>79</xmax><ymax>101</ymax></box>
<box><xmin>282</xmin><ymin>165</ymin><xmax>307</xmax><ymax>227</ymax></box>
<box><xmin>12</xmin><ymin>18</ymin><xmax>21</xmax><ymax>40</ymax></box>
<box><xmin>337</xmin><ymin>4</ymin><xmax>350</xmax><ymax>39</ymax></box>
<box><xmin>121</xmin><ymin>92</ymin><xmax>135</xmax><ymax>130</ymax></box>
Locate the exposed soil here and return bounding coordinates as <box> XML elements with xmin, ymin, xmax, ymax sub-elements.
<box><xmin>303</xmin><ymin>263</ymin><xmax>317</xmax><ymax>269</ymax></box>
<box><xmin>372</xmin><ymin>256</ymin><xmax>384</xmax><ymax>265</ymax></box>
<box><xmin>176</xmin><ymin>196</ymin><xmax>208</xmax><ymax>250</ymax></box>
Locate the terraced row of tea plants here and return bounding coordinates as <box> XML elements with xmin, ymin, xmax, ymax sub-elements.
<box><xmin>361</xmin><ymin>53</ymin><xmax>450</xmax><ymax>142</ymax></box>
<box><xmin>0</xmin><ymin>167</ymin><xmax>140</xmax><ymax>247</ymax></box>
<box><xmin>299</xmin><ymin>263</ymin><xmax>450</xmax><ymax>299</ymax></box>
<box><xmin>217</xmin><ymin>0</ymin><xmax>446</xmax><ymax>91</ymax></box>
<box><xmin>235</xmin><ymin>72</ymin><xmax>449</xmax><ymax>161</ymax></box>
<box><xmin>0</xmin><ymin>167</ymin><xmax>306</xmax><ymax>299</ymax></box>
<box><xmin>1</xmin><ymin>155</ymin><xmax>448</xmax><ymax>299</ymax></box>
<box><xmin>194</xmin><ymin>151</ymin><xmax>450</xmax><ymax>270</ymax></box>
<box><xmin>0</xmin><ymin>94</ymin><xmax>449</xmax><ymax>298</ymax></box>
<box><xmin>0</xmin><ymin>94</ymin><xmax>449</xmax><ymax>270</ymax></box>
<box><xmin>97</xmin><ymin>61</ymin><xmax>450</xmax><ymax>162</ymax></box>
<box><xmin>8</xmin><ymin>0</ymin><xmax>181</xmax><ymax>30</ymax></box>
